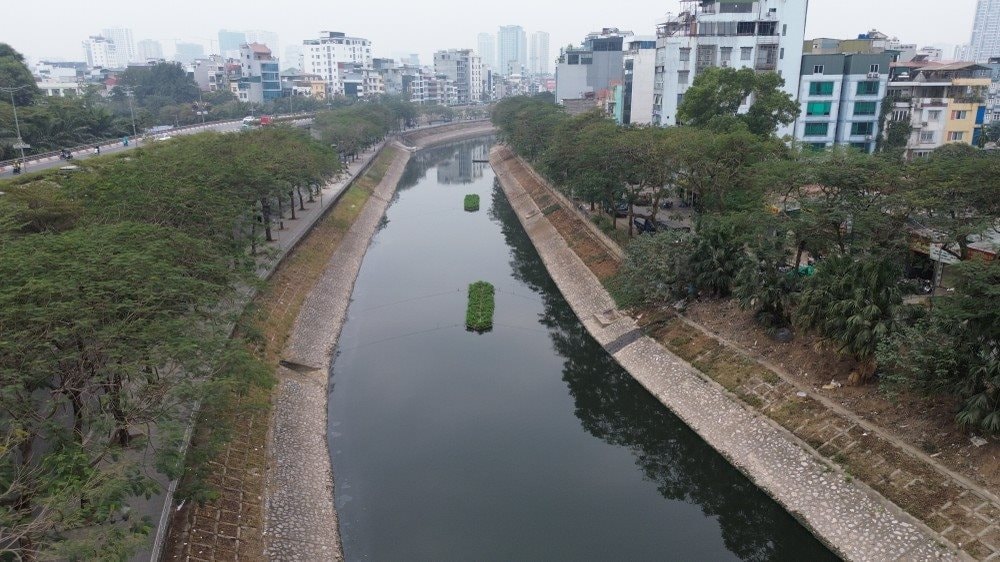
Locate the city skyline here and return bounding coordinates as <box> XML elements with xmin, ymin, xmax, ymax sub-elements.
<box><xmin>4</xmin><ymin>0</ymin><xmax>980</xmax><ymax>67</ymax></box>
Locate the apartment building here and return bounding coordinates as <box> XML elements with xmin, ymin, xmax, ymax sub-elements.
<box><xmin>434</xmin><ymin>49</ymin><xmax>484</xmax><ymax>104</ymax></box>
<box><xmin>102</xmin><ymin>27</ymin><xmax>137</xmax><ymax>66</ymax></box>
<box><xmin>651</xmin><ymin>0</ymin><xmax>808</xmax><ymax>136</ymax></box>
<box><xmin>530</xmin><ymin>31</ymin><xmax>551</xmax><ymax>75</ymax></box>
<box><xmin>794</xmin><ymin>52</ymin><xmax>894</xmax><ymax>153</ymax></box>
<box><xmin>968</xmin><ymin>0</ymin><xmax>1000</xmax><ymax>62</ymax></box>
<box><xmin>191</xmin><ymin>55</ymin><xmax>228</xmax><ymax>92</ymax></box>
<box><xmin>497</xmin><ymin>25</ymin><xmax>527</xmax><ymax>76</ymax></box>
<box><xmin>82</xmin><ymin>36</ymin><xmax>118</xmax><ymax>69</ymax></box>
<box><xmin>983</xmin><ymin>57</ymin><xmax>1000</xmax><ymax>124</ymax></box>
<box><xmin>301</xmin><ymin>31</ymin><xmax>374</xmax><ymax>98</ymax></box>
<box><xmin>555</xmin><ymin>28</ymin><xmax>633</xmax><ymax>112</ymax></box>
<box><xmin>886</xmin><ymin>61</ymin><xmax>990</xmax><ymax>158</ymax></box>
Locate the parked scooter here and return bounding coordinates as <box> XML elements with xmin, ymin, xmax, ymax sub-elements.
<box><xmin>12</xmin><ymin>162</ymin><xmax>22</xmax><ymax>175</ymax></box>
<box><xmin>59</xmin><ymin>149</ymin><xmax>73</xmax><ymax>160</ymax></box>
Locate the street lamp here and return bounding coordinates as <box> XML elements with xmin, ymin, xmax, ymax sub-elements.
<box><xmin>1</xmin><ymin>85</ymin><xmax>31</xmax><ymax>167</ymax></box>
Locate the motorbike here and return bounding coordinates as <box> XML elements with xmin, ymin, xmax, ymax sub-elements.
<box><xmin>59</xmin><ymin>150</ymin><xmax>73</xmax><ymax>160</ymax></box>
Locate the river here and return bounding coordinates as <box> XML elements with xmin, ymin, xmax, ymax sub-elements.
<box><xmin>327</xmin><ymin>136</ymin><xmax>836</xmax><ymax>561</ymax></box>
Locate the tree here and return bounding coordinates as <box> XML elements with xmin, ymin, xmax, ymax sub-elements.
<box><xmin>677</xmin><ymin>67</ymin><xmax>799</xmax><ymax>137</ymax></box>
<box><xmin>796</xmin><ymin>255</ymin><xmax>903</xmax><ymax>384</ymax></box>
<box><xmin>879</xmin><ymin>259</ymin><xmax>1000</xmax><ymax>434</ymax></box>
<box><xmin>116</xmin><ymin>63</ymin><xmax>200</xmax><ymax>107</ymax></box>
<box><xmin>0</xmin><ymin>43</ymin><xmax>39</xmax><ymax>105</ymax></box>
<box><xmin>610</xmin><ymin>231</ymin><xmax>698</xmax><ymax>307</ymax></box>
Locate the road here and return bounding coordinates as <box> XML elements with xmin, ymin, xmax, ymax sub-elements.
<box><xmin>0</xmin><ymin>118</ymin><xmax>312</xmax><ymax>180</ymax></box>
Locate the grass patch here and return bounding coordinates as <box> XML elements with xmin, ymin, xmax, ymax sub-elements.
<box><xmin>464</xmin><ymin>193</ymin><xmax>481</xmax><ymax>212</ymax></box>
<box><xmin>466</xmin><ymin>281</ymin><xmax>495</xmax><ymax>332</ymax></box>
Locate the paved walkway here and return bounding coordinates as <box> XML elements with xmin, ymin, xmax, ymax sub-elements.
<box><xmin>491</xmin><ymin>146</ymin><xmax>960</xmax><ymax>562</ymax></box>
<box><xmin>144</xmin><ymin>138</ymin><xmax>388</xmax><ymax>562</ymax></box>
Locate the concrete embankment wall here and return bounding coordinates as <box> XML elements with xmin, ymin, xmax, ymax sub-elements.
<box><xmin>489</xmin><ymin>145</ymin><xmax>956</xmax><ymax>562</ymax></box>
<box><xmin>262</xmin><ymin>123</ymin><xmax>494</xmax><ymax>560</ymax></box>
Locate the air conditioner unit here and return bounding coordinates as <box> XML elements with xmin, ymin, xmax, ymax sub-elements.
<box><xmin>921</xmin><ymin>121</ymin><xmax>929</xmax><ymax>127</ymax></box>
<box><xmin>721</xmin><ymin>60</ymin><xmax>730</xmax><ymax>67</ymax></box>
<box><xmin>867</xmin><ymin>72</ymin><xmax>880</xmax><ymax>79</ymax></box>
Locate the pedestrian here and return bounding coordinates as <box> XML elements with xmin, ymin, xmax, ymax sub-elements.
<box><xmin>122</xmin><ymin>136</ymin><xmax>129</xmax><ymax>147</ymax></box>
<box><xmin>95</xmin><ymin>144</ymin><xmax>101</xmax><ymax>155</ymax></box>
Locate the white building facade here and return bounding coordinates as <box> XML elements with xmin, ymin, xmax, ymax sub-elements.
<box><xmin>530</xmin><ymin>31</ymin><xmax>551</xmax><ymax>75</ymax></box>
<box><xmin>137</xmin><ymin>39</ymin><xmax>163</xmax><ymax>61</ymax></box>
<box><xmin>619</xmin><ymin>38</ymin><xmax>658</xmax><ymax>125</ymax></box>
<box><xmin>82</xmin><ymin>36</ymin><xmax>118</xmax><ymax>69</ymax></box>
<box><xmin>969</xmin><ymin>0</ymin><xmax>1000</xmax><ymax>62</ymax></box>
<box><xmin>497</xmin><ymin>25</ymin><xmax>527</xmax><ymax>76</ymax></box>
<box><xmin>301</xmin><ymin>31</ymin><xmax>374</xmax><ymax>97</ymax></box>
<box><xmin>651</xmin><ymin>0</ymin><xmax>808</xmax><ymax>137</ymax></box>
<box><xmin>102</xmin><ymin>27</ymin><xmax>136</xmax><ymax>66</ymax></box>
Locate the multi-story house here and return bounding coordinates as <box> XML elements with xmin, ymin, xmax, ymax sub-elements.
<box><xmin>434</xmin><ymin>49</ymin><xmax>483</xmax><ymax>104</ymax></box>
<box><xmin>651</xmin><ymin>0</ymin><xmax>808</xmax><ymax>136</ymax></box>
<box><xmin>191</xmin><ymin>55</ymin><xmax>228</xmax><ymax>92</ymax></box>
<box><xmin>983</xmin><ymin>56</ymin><xmax>1000</xmax><ymax>124</ymax></box>
<box><xmin>885</xmin><ymin>61</ymin><xmax>991</xmax><ymax>158</ymax></box>
<box><xmin>794</xmin><ymin>52</ymin><xmax>894</xmax><ymax>153</ymax></box>
<box><xmin>237</xmin><ymin>43</ymin><xmax>281</xmax><ymax>104</ymax></box>
<box><xmin>301</xmin><ymin>31</ymin><xmax>373</xmax><ymax>98</ymax></box>
<box><xmin>615</xmin><ymin>37</ymin><xmax>658</xmax><ymax>125</ymax></box>
<box><xmin>555</xmin><ymin>28</ymin><xmax>633</xmax><ymax>113</ymax></box>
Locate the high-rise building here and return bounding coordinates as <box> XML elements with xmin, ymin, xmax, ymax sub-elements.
<box><xmin>137</xmin><ymin>39</ymin><xmax>164</xmax><ymax>61</ymax></box>
<box><xmin>434</xmin><ymin>49</ymin><xmax>484</xmax><ymax>104</ymax></box>
<box><xmin>301</xmin><ymin>31</ymin><xmax>374</xmax><ymax>97</ymax></box>
<box><xmin>102</xmin><ymin>27</ymin><xmax>136</xmax><ymax>65</ymax></box>
<box><xmin>968</xmin><ymin>0</ymin><xmax>1000</xmax><ymax>62</ymax></box>
<box><xmin>174</xmin><ymin>42</ymin><xmax>206</xmax><ymax>65</ymax></box>
<box><xmin>477</xmin><ymin>32</ymin><xmax>496</xmax><ymax>71</ymax></box>
<box><xmin>651</xmin><ymin>0</ymin><xmax>808</xmax><ymax>137</ymax></box>
<box><xmin>529</xmin><ymin>31</ymin><xmax>550</xmax><ymax>75</ymax></box>
<box><xmin>82</xmin><ymin>36</ymin><xmax>118</xmax><ymax>68</ymax></box>
<box><xmin>617</xmin><ymin>37</ymin><xmax>657</xmax><ymax>125</ymax></box>
<box><xmin>245</xmin><ymin>30</ymin><xmax>280</xmax><ymax>58</ymax></box>
<box><xmin>218</xmin><ymin>30</ymin><xmax>247</xmax><ymax>58</ymax></box>
<box><xmin>497</xmin><ymin>25</ymin><xmax>527</xmax><ymax>76</ymax></box>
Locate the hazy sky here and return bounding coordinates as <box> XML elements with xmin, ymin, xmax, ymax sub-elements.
<box><xmin>4</xmin><ymin>0</ymin><xmax>979</xmax><ymax>65</ymax></box>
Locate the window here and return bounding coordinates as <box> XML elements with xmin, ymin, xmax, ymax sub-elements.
<box><xmin>807</xmin><ymin>101</ymin><xmax>832</xmax><ymax>116</ymax></box>
<box><xmin>948</xmin><ymin>131</ymin><xmax>965</xmax><ymax>141</ymax></box>
<box><xmin>678</xmin><ymin>71</ymin><xmax>689</xmax><ymax>85</ymax></box>
<box><xmin>783</xmin><ymin>24</ymin><xmax>788</xmax><ymax>36</ymax></box>
<box><xmin>920</xmin><ymin>132</ymin><xmax>935</xmax><ymax>144</ymax></box>
<box><xmin>720</xmin><ymin>47</ymin><xmax>732</xmax><ymax>62</ymax></box>
<box><xmin>951</xmin><ymin>110</ymin><xmax>969</xmax><ymax>120</ymax></box>
<box><xmin>854</xmin><ymin>102</ymin><xmax>877</xmax><ymax>116</ymax></box>
<box><xmin>851</xmin><ymin>122</ymin><xmax>875</xmax><ymax>136</ymax></box>
<box><xmin>804</xmin><ymin>123</ymin><xmax>829</xmax><ymax>136</ymax></box>
<box><xmin>780</xmin><ymin>47</ymin><xmax>784</xmax><ymax>60</ymax></box>
<box><xmin>809</xmin><ymin>81</ymin><xmax>834</xmax><ymax>96</ymax></box>
<box><xmin>679</xmin><ymin>48</ymin><xmax>691</xmax><ymax>62</ymax></box>
<box><xmin>928</xmin><ymin>110</ymin><xmax>942</xmax><ymax>121</ymax></box>
<box><xmin>870</xmin><ymin>64</ymin><xmax>880</xmax><ymax>73</ymax></box>
<box><xmin>741</xmin><ymin>47</ymin><xmax>753</xmax><ymax>61</ymax></box>
<box><xmin>856</xmin><ymin>81</ymin><xmax>879</xmax><ymax>95</ymax></box>
<box><xmin>813</xmin><ymin>65</ymin><xmax>824</xmax><ymax>74</ymax></box>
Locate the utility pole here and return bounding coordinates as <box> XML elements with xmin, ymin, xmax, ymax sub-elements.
<box><xmin>124</xmin><ymin>86</ymin><xmax>139</xmax><ymax>137</ymax></box>
<box><xmin>1</xmin><ymin>85</ymin><xmax>30</xmax><ymax>166</ymax></box>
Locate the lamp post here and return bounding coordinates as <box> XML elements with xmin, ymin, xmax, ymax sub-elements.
<box><xmin>1</xmin><ymin>85</ymin><xmax>30</xmax><ymax>166</ymax></box>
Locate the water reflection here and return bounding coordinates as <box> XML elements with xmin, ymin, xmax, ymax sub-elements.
<box><xmin>489</xmin><ymin>183</ymin><xmax>837</xmax><ymax>561</ymax></box>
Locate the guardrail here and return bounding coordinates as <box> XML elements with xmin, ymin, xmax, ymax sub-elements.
<box><xmin>0</xmin><ymin>112</ymin><xmax>317</xmax><ymax>170</ymax></box>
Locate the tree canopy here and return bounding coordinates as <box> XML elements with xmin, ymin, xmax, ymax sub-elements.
<box><xmin>677</xmin><ymin>67</ymin><xmax>800</xmax><ymax>137</ymax></box>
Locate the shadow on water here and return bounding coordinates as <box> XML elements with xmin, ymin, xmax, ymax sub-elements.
<box><xmin>328</xmin><ymin>136</ymin><xmax>836</xmax><ymax>561</ymax></box>
<box><xmin>488</xmin><ymin>183</ymin><xmax>837</xmax><ymax>562</ymax></box>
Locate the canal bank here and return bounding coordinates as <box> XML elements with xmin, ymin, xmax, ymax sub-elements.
<box><xmin>262</xmin><ymin>122</ymin><xmax>495</xmax><ymax>560</ymax></box>
<box><xmin>319</xmin><ymin>137</ymin><xmax>835</xmax><ymax>560</ymax></box>
<box><xmin>489</xmin><ymin>145</ymin><xmax>958</xmax><ymax>561</ymax></box>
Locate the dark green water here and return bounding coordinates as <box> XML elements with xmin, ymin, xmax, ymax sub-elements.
<box><xmin>327</xmin><ymin>137</ymin><xmax>836</xmax><ymax>561</ymax></box>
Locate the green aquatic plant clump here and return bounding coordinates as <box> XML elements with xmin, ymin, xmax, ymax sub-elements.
<box><xmin>466</xmin><ymin>281</ymin><xmax>495</xmax><ymax>332</ymax></box>
<box><xmin>464</xmin><ymin>194</ymin><xmax>481</xmax><ymax>212</ymax></box>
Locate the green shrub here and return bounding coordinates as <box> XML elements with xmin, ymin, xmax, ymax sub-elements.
<box><xmin>466</xmin><ymin>281</ymin><xmax>495</xmax><ymax>332</ymax></box>
<box><xmin>464</xmin><ymin>194</ymin><xmax>481</xmax><ymax>212</ymax></box>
